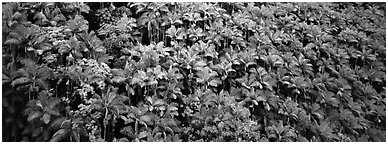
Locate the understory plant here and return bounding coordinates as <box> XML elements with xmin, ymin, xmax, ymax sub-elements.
<box><xmin>2</xmin><ymin>2</ymin><xmax>386</xmax><ymax>142</ymax></box>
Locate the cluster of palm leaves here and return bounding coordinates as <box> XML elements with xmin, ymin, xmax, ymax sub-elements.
<box><xmin>2</xmin><ymin>2</ymin><xmax>385</xmax><ymax>142</ymax></box>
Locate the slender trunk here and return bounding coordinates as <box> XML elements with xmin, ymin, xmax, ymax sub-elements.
<box><xmin>145</xmin><ymin>86</ymin><xmax>148</xmax><ymax>97</ymax></box>
<box><xmin>148</xmin><ymin>22</ymin><xmax>151</xmax><ymax>44</ymax></box>
<box><xmin>104</xmin><ymin>125</ymin><xmax>106</xmax><ymax>140</ymax></box>
<box><xmin>29</xmin><ymin>86</ymin><xmax>31</xmax><ymax>100</ymax></box>
<box><xmin>161</xmin><ymin>26</ymin><xmax>164</xmax><ymax>44</ymax></box>
<box><xmin>246</xmin><ymin>29</ymin><xmax>249</xmax><ymax>41</ymax></box>
<box><xmin>164</xmin><ymin>26</ymin><xmax>166</xmax><ymax>45</ymax></box>
<box><xmin>33</xmin><ymin>78</ymin><xmax>36</xmax><ymax>99</ymax></box>
<box><xmin>354</xmin><ymin>58</ymin><xmax>358</xmax><ymax>71</ymax></box>
<box><xmin>202</xmin><ymin>21</ymin><xmax>205</xmax><ymax>31</ymax></box>
<box><xmin>104</xmin><ymin>107</ymin><xmax>108</xmax><ymax>140</ymax></box>
<box><xmin>157</xmin><ymin>21</ymin><xmax>160</xmax><ymax>43</ymax></box>
<box><xmin>135</xmin><ymin>120</ymin><xmax>139</xmax><ymax>135</ymax></box>
<box><xmin>226</xmin><ymin>38</ymin><xmax>228</xmax><ymax>50</ymax></box>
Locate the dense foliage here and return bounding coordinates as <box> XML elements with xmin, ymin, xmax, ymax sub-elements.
<box><xmin>2</xmin><ymin>2</ymin><xmax>386</xmax><ymax>142</ymax></box>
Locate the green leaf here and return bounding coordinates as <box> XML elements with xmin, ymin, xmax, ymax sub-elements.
<box><xmin>11</xmin><ymin>77</ymin><xmax>31</xmax><ymax>86</ymax></box>
<box><xmin>48</xmin><ymin>98</ymin><xmax>61</xmax><ymax>109</ymax></box>
<box><xmin>358</xmin><ymin>134</ymin><xmax>369</xmax><ymax>142</ymax></box>
<box><xmin>125</xmin><ymin>116</ymin><xmax>136</xmax><ymax>124</ymax></box>
<box><xmin>166</xmin><ymin>25</ymin><xmax>177</xmax><ymax>38</ymax></box>
<box><xmin>120</xmin><ymin>126</ymin><xmax>135</xmax><ymax>138</ymax></box>
<box><xmin>209</xmin><ymin>78</ymin><xmax>222</xmax><ymax>87</ymax></box>
<box><xmin>4</xmin><ymin>38</ymin><xmax>21</xmax><ymax>45</ymax></box>
<box><xmin>32</xmin><ymin>127</ymin><xmax>41</xmax><ymax>138</ymax></box>
<box><xmin>153</xmin><ymin>99</ymin><xmax>165</xmax><ymax>106</ymax></box>
<box><xmin>33</xmin><ymin>12</ymin><xmax>47</xmax><ymax>20</ymax></box>
<box><xmin>60</xmin><ymin>119</ymin><xmax>71</xmax><ymax>129</ymax></box>
<box><xmin>50</xmin><ymin>129</ymin><xmax>67</xmax><ymax>142</ymax></box>
<box><xmin>194</xmin><ymin>60</ymin><xmax>207</xmax><ymax>69</ymax></box>
<box><xmin>35</xmin><ymin>79</ymin><xmax>48</xmax><ymax>90</ymax></box>
<box><xmin>21</xmin><ymin>126</ymin><xmax>34</xmax><ymax>135</ymax></box>
<box><xmin>26</xmin><ymin>47</ymin><xmax>35</xmax><ymax>51</ymax></box>
<box><xmin>118</xmin><ymin>137</ymin><xmax>129</xmax><ymax>142</ymax></box>
<box><xmin>173</xmin><ymin>19</ymin><xmax>183</xmax><ymax>25</ymax></box>
<box><xmin>80</xmin><ymin>4</ymin><xmax>90</xmax><ymax>13</ymax></box>
<box><xmin>165</xmin><ymin>126</ymin><xmax>174</xmax><ymax>134</ymax></box>
<box><xmin>51</xmin><ymin>117</ymin><xmax>67</xmax><ymax>128</ymax></box>
<box><xmin>11</xmin><ymin>11</ymin><xmax>23</xmax><ymax>21</ymax></box>
<box><xmin>2</xmin><ymin>74</ymin><xmax>10</xmax><ymax>84</ymax></box>
<box><xmin>44</xmin><ymin>107</ymin><xmax>60</xmax><ymax>116</ymax></box>
<box><xmin>71</xmin><ymin>131</ymin><xmax>80</xmax><ymax>142</ymax></box>
<box><xmin>328</xmin><ymin>97</ymin><xmax>340</xmax><ymax>107</ymax></box>
<box><xmin>42</xmin><ymin>113</ymin><xmax>51</xmax><ymax>124</ymax></box>
<box><xmin>168</xmin><ymin>103</ymin><xmax>179</xmax><ymax>112</ymax></box>
<box><xmin>27</xmin><ymin>111</ymin><xmax>42</xmax><ymax>122</ymax></box>
<box><xmin>138</xmin><ymin>131</ymin><xmax>148</xmax><ymax>139</ymax></box>
<box><xmin>88</xmin><ymin>75</ymin><xmax>104</xmax><ymax>84</ymax></box>
<box><xmin>58</xmin><ymin>44</ymin><xmax>70</xmax><ymax>54</ymax></box>
<box><xmin>140</xmin><ymin>115</ymin><xmax>151</xmax><ymax>124</ymax></box>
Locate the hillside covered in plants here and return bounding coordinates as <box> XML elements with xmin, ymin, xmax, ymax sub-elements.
<box><xmin>2</xmin><ymin>2</ymin><xmax>386</xmax><ymax>142</ymax></box>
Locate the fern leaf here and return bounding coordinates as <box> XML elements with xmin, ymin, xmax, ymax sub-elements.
<box><xmin>70</xmin><ymin>131</ymin><xmax>80</xmax><ymax>142</ymax></box>
<box><xmin>120</xmin><ymin>126</ymin><xmax>135</xmax><ymax>138</ymax></box>
<box><xmin>51</xmin><ymin>117</ymin><xmax>67</xmax><ymax>128</ymax></box>
<box><xmin>2</xmin><ymin>74</ymin><xmax>10</xmax><ymax>84</ymax></box>
<box><xmin>35</xmin><ymin>79</ymin><xmax>48</xmax><ymax>90</ymax></box>
<box><xmin>42</xmin><ymin>113</ymin><xmax>51</xmax><ymax>124</ymax></box>
<box><xmin>48</xmin><ymin>98</ymin><xmax>62</xmax><ymax>110</ymax></box>
<box><xmin>140</xmin><ymin>115</ymin><xmax>151</xmax><ymax>124</ymax></box>
<box><xmin>4</xmin><ymin>38</ymin><xmax>21</xmax><ymax>45</ymax></box>
<box><xmin>27</xmin><ymin>111</ymin><xmax>42</xmax><ymax>122</ymax></box>
<box><xmin>44</xmin><ymin>107</ymin><xmax>60</xmax><ymax>116</ymax></box>
<box><xmin>137</xmin><ymin>131</ymin><xmax>148</xmax><ymax>139</ymax></box>
<box><xmin>11</xmin><ymin>77</ymin><xmax>31</xmax><ymax>87</ymax></box>
<box><xmin>11</xmin><ymin>11</ymin><xmax>23</xmax><ymax>21</ymax></box>
<box><xmin>50</xmin><ymin>129</ymin><xmax>67</xmax><ymax>142</ymax></box>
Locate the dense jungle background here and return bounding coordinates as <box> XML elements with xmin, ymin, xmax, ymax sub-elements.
<box><xmin>2</xmin><ymin>2</ymin><xmax>386</xmax><ymax>142</ymax></box>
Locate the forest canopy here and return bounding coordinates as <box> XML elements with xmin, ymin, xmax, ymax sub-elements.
<box><xmin>2</xmin><ymin>2</ymin><xmax>386</xmax><ymax>142</ymax></box>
